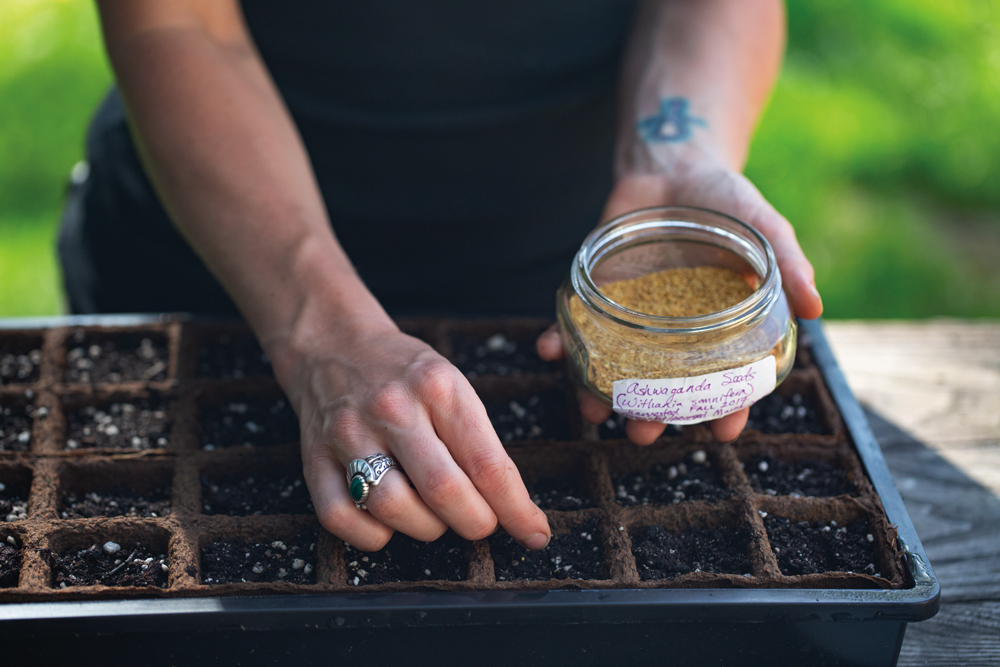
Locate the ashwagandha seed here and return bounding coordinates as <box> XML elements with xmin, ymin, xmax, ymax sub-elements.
<box><xmin>568</xmin><ymin>266</ymin><xmax>761</xmax><ymax>394</ymax></box>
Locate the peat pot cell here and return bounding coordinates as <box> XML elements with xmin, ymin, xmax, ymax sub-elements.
<box><xmin>344</xmin><ymin>531</ymin><xmax>466</xmax><ymax>586</ymax></box>
<box><xmin>483</xmin><ymin>389</ymin><xmax>571</xmax><ymax>443</ymax></box>
<box><xmin>201</xmin><ymin>471</ymin><xmax>313</xmax><ymax>516</ymax></box>
<box><xmin>65</xmin><ymin>330</ymin><xmax>169</xmax><ymax>384</ymax></box>
<box><xmin>199</xmin><ymin>397</ymin><xmax>298</xmax><ymax>450</ymax></box>
<box><xmin>743</xmin><ymin>453</ymin><xmax>857</xmax><ymax>498</ymax></box>
<box><xmin>64</xmin><ymin>396</ymin><xmax>171</xmax><ymax>451</ymax></box>
<box><xmin>599</xmin><ymin>413</ymin><xmax>681</xmax><ymax>440</ymax></box>
<box><xmin>196</xmin><ymin>332</ymin><xmax>272</xmax><ymax>379</ymax></box>
<box><xmin>0</xmin><ymin>335</ymin><xmax>42</xmax><ymax>385</ymax></box>
<box><xmin>0</xmin><ymin>399</ymin><xmax>37</xmax><ymax>453</ymax></box>
<box><xmin>201</xmin><ymin>533</ymin><xmax>317</xmax><ymax>585</ymax></box>
<box><xmin>631</xmin><ymin>524</ymin><xmax>753</xmax><ymax>581</ymax></box>
<box><xmin>490</xmin><ymin>518</ymin><xmax>605</xmax><ymax>582</ymax></box>
<box><xmin>746</xmin><ymin>389</ymin><xmax>828</xmax><ymax>435</ymax></box>
<box><xmin>765</xmin><ymin>515</ymin><xmax>882</xmax><ymax>577</ymax></box>
<box><xmin>448</xmin><ymin>329</ymin><xmax>553</xmax><ymax>378</ymax></box>
<box><xmin>0</xmin><ymin>465</ymin><xmax>31</xmax><ymax>523</ymax></box>
<box><xmin>0</xmin><ymin>533</ymin><xmax>21</xmax><ymax>588</ymax></box>
<box><xmin>48</xmin><ymin>540</ymin><xmax>169</xmax><ymax>589</ymax></box>
<box><xmin>612</xmin><ymin>449</ymin><xmax>731</xmax><ymax>507</ymax></box>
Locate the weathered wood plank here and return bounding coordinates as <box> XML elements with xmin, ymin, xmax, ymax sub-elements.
<box><xmin>897</xmin><ymin>601</ymin><xmax>1000</xmax><ymax>667</ymax></box>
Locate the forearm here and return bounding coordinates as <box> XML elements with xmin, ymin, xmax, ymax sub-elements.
<box><xmin>616</xmin><ymin>0</ymin><xmax>785</xmax><ymax>176</ymax></box>
<box><xmin>97</xmin><ymin>2</ymin><xmax>392</xmax><ymax>392</ymax></box>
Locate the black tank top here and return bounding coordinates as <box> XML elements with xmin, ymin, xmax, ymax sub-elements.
<box><xmin>62</xmin><ymin>1</ymin><xmax>637</xmax><ymax>316</ymax></box>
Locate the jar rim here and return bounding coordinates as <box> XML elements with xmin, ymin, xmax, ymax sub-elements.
<box><xmin>572</xmin><ymin>205</ymin><xmax>781</xmax><ymax>334</ymax></box>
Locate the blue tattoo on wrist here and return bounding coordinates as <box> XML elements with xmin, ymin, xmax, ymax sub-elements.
<box><xmin>637</xmin><ymin>97</ymin><xmax>706</xmax><ymax>143</ymax></box>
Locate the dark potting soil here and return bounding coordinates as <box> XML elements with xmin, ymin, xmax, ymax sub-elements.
<box><xmin>196</xmin><ymin>333</ymin><xmax>273</xmax><ymax>379</ymax></box>
<box><xmin>449</xmin><ymin>330</ymin><xmax>553</xmax><ymax>378</ymax></box>
<box><xmin>0</xmin><ymin>401</ymin><xmax>34</xmax><ymax>452</ymax></box>
<box><xmin>65</xmin><ymin>398</ymin><xmax>171</xmax><ymax>450</ymax></box>
<box><xmin>612</xmin><ymin>451</ymin><xmax>731</xmax><ymax>507</ymax></box>
<box><xmin>199</xmin><ymin>397</ymin><xmax>299</xmax><ymax>450</ymax></box>
<box><xmin>528</xmin><ymin>476</ymin><xmax>593</xmax><ymax>512</ymax></box>
<box><xmin>65</xmin><ymin>331</ymin><xmax>169</xmax><ymax>384</ymax></box>
<box><xmin>744</xmin><ymin>453</ymin><xmax>856</xmax><ymax>498</ymax></box>
<box><xmin>201</xmin><ymin>473</ymin><xmax>313</xmax><ymax>516</ymax></box>
<box><xmin>632</xmin><ymin>525</ymin><xmax>752</xmax><ymax>580</ymax></box>
<box><xmin>0</xmin><ymin>537</ymin><xmax>21</xmax><ymax>587</ymax></box>
<box><xmin>49</xmin><ymin>542</ymin><xmax>169</xmax><ymax>588</ymax></box>
<box><xmin>0</xmin><ymin>345</ymin><xmax>41</xmax><ymax>385</ymax></box>
<box><xmin>746</xmin><ymin>391</ymin><xmax>828</xmax><ymax>435</ymax></box>
<box><xmin>598</xmin><ymin>413</ymin><xmax>682</xmax><ymax>440</ymax></box>
<box><xmin>490</xmin><ymin>519</ymin><xmax>604</xmax><ymax>581</ymax></box>
<box><xmin>484</xmin><ymin>389</ymin><xmax>570</xmax><ymax>442</ymax></box>
<box><xmin>345</xmin><ymin>531</ymin><xmax>466</xmax><ymax>586</ymax></box>
<box><xmin>202</xmin><ymin>534</ymin><xmax>317</xmax><ymax>585</ymax></box>
<box><xmin>0</xmin><ymin>482</ymin><xmax>28</xmax><ymax>522</ymax></box>
<box><xmin>765</xmin><ymin>515</ymin><xmax>881</xmax><ymax>577</ymax></box>
<box><xmin>61</xmin><ymin>488</ymin><xmax>171</xmax><ymax>519</ymax></box>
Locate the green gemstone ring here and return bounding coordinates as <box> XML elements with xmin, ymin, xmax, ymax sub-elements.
<box><xmin>346</xmin><ymin>454</ymin><xmax>400</xmax><ymax>510</ymax></box>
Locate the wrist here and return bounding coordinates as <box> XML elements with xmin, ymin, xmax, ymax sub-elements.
<box><xmin>251</xmin><ymin>235</ymin><xmax>397</xmax><ymax>393</ymax></box>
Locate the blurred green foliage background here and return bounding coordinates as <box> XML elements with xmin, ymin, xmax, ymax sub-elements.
<box><xmin>1</xmin><ymin>0</ymin><xmax>998</xmax><ymax>318</ymax></box>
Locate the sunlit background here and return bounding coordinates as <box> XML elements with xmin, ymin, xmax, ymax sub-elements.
<box><xmin>1</xmin><ymin>0</ymin><xmax>998</xmax><ymax>318</ymax></box>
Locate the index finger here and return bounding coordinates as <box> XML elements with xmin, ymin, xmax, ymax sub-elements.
<box><xmin>426</xmin><ymin>373</ymin><xmax>551</xmax><ymax>551</ymax></box>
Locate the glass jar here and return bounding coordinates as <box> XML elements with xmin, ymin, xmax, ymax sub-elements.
<box><xmin>556</xmin><ymin>206</ymin><xmax>796</xmax><ymax>424</ymax></box>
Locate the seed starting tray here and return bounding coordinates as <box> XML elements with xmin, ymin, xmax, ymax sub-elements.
<box><xmin>0</xmin><ymin>315</ymin><xmax>938</xmax><ymax>666</ymax></box>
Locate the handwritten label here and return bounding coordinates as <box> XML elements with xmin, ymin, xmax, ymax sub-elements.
<box><xmin>611</xmin><ymin>356</ymin><xmax>776</xmax><ymax>425</ymax></box>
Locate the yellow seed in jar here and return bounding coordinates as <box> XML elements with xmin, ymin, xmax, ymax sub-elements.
<box><xmin>598</xmin><ymin>266</ymin><xmax>754</xmax><ymax>317</ymax></box>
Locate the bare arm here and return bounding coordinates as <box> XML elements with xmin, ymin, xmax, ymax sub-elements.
<box><xmin>539</xmin><ymin>0</ymin><xmax>822</xmax><ymax>443</ymax></box>
<box><xmin>96</xmin><ymin>0</ymin><xmax>550</xmax><ymax>551</ymax></box>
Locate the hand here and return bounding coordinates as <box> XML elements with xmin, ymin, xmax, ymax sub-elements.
<box><xmin>285</xmin><ymin>321</ymin><xmax>551</xmax><ymax>551</ymax></box>
<box><xmin>537</xmin><ymin>159</ymin><xmax>823</xmax><ymax>445</ymax></box>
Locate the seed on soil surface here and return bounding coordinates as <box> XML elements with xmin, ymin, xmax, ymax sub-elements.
<box><xmin>612</xmin><ymin>451</ymin><xmax>730</xmax><ymax>506</ymax></box>
<box><xmin>65</xmin><ymin>332</ymin><xmax>169</xmax><ymax>384</ymax></box>
<box><xmin>199</xmin><ymin>398</ymin><xmax>299</xmax><ymax>450</ymax></box>
<box><xmin>490</xmin><ymin>519</ymin><xmax>604</xmax><ymax>582</ymax></box>
<box><xmin>746</xmin><ymin>392</ymin><xmax>829</xmax><ymax>435</ymax></box>
<box><xmin>345</xmin><ymin>531</ymin><xmax>467</xmax><ymax>585</ymax></box>
<box><xmin>744</xmin><ymin>453</ymin><xmax>856</xmax><ymax>498</ymax></box>
<box><xmin>483</xmin><ymin>389</ymin><xmax>570</xmax><ymax>443</ymax></box>
<box><xmin>448</xmin><ymin>329</ymin><xmax>553</xmax><ymax>379</ymax></box>
<box><xmin>202</xmin><ymin>534</ymin><xmax>317</xmax><ymax>585</ymax></box>
<box><xmin>764</xmin><ymin>516</ymin><xmax>881</xmax><ymax>577</ymax></box>
<box><xmin>0</xmin><ymin>345</ymin><xmax>41</xmax><ymax>385</ymax></box>
<box><xmin>631</xmin><ymin>525</ymin><xmax>752</xmax><ymax>580</ymax></box>
<box><xmin>62</xmin><ymin>487</ymin><xmax>171</xmax><ymax>519</ymax></box>
<box><xmin>527</xmin><ymin>476</ymin><xmax>593</xmax><ymax>511</ymax></box>
<box><xmin>65</xmin><ymin>398</ymin><xmax>171</xmax><ymax>450</ymax></box>
<box><xmin>0</xmin><ymin>401</ymin><xmax>35</xmax><ymax>452</ymax></box>
<box><xmin>49</xmin><ymin>543</ymin><xmax>168</xmax><ymax>588</ymax></box>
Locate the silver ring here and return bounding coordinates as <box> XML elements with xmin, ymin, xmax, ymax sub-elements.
<box><xmin>346</xmin><ymin>454</ymin><xmax>401</xmax><ymax>510</ymax></box>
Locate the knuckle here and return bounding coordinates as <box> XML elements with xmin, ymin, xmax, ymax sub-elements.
<box><xmin>465</xmin><ymin>450</ymin><xmax>514</xmax><ymax>496</ymax></box>
<box><xmin>420</xmin><ymin>467</ymin><xmax>466</xmax><ymax>508</ymax></box>
<box><xmin>369</xmin><ymin>382</ymin><xmax>412</xmax><ymax>426</ymax></box>
<box><xmin>326</xmin><ymin>407</ymin><xmax>365</xmax><ymax>445</ymax></box>
<box><xmin>316</xmin><ymin>501</ymin><xmax>356</xmax><ymax>536</ymax></box>
<box><xmin>463</xmin><ymin>515</ymin><xmax>499</xmax><ymax>542</ymax></box>
<box><xmin>413</xmin><ymin>362</ymin><xmax>460</xmax><ymax>407</ymax></box>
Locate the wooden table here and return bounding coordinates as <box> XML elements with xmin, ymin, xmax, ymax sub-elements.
<box><xmin>825</xmin><ymin>321</ymin><xmax>1000</xmax><ymax>666</ymax></box>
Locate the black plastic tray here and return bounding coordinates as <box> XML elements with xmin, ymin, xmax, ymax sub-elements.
<box><xmin>0</xmin><ymin>316</ymin><xmax>939</xmax><ymax>666</ymax></box>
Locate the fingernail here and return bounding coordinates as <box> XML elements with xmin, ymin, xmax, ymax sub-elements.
<box><xmin>523</xmin><ymin>532</ymin><xmax>550</xmax><ymax>551</ymax></box>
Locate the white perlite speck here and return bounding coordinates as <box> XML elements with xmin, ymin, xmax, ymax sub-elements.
<box><xmin>758</xmin><ymin>460</ymin><xmax>769</xmax><ymax>473</ymax></box>
<box><xmin>691</xmin><ymin>450</ymin><xmax>707</xmax><ymax>464</ymax></box>
<box><xmin>103</xmin><ymin>541</ymin><xmax>121</xmax><ymax>554</ymax></box>
<box><xmin>292</xmin><ymin>558</ymin><xmax>305</xmax><ymax>570</ymax></box>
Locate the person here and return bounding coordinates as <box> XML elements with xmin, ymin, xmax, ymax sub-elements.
<box><xmin>59</xmin><ymin>0</ymin><xmax>823</xmax><ymax>553</ymax></box>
